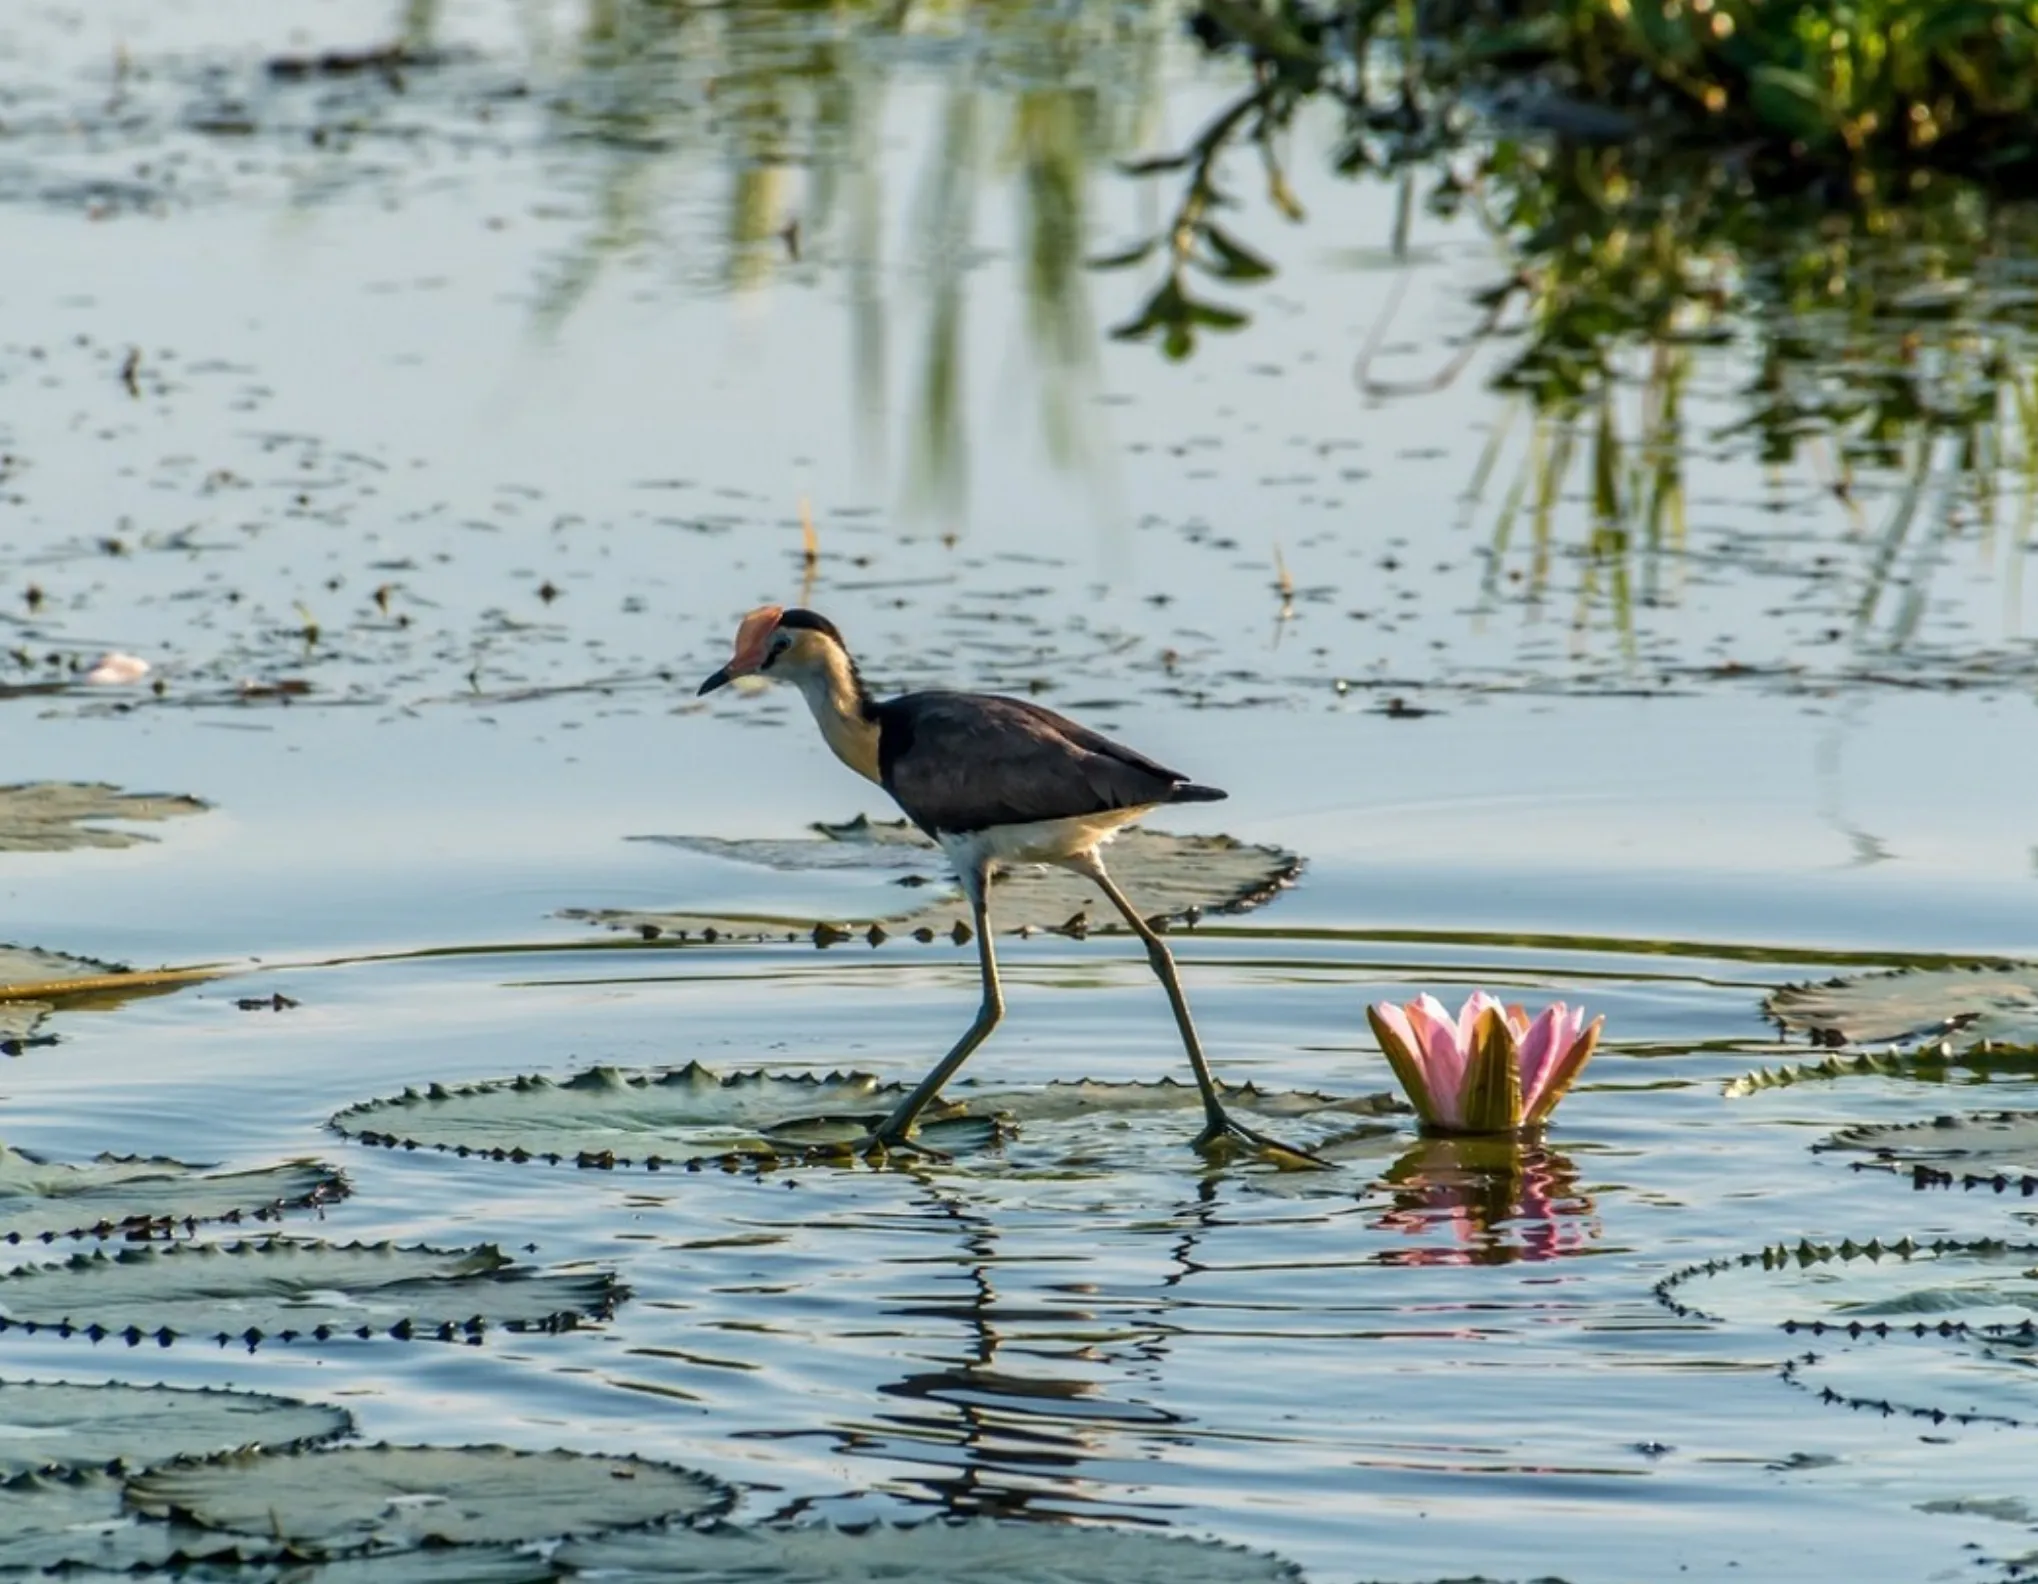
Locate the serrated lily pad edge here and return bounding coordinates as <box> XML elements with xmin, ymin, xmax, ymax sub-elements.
<box><xmin>0</xmin><ymin>1378</ymin><xmax>354</xmax><ymax>1477</ymax></box>
<box><xmin>564</xmin><ymin>820</ymin><xmax>1306</xmax><ymax>946</ymax></box>
<box><xmin>1654</xmin><ymin>1234</ymin><xmax>2038</xmax><ymax>1340</ymax></box>
<box><xmin>1727</xmin><ymin>1048</ymin><xmax>1995</xmax><ymax>1097</ymax></box>
<box><xmin>124</xmin><ymin>1441</ymin><xmax>737</xmax><ymax>1553</ymax></box>
<box><xmin>1815</xmin><ymin>1109</ymin><xmax>2038</xmax><ymax>1194</ymax></box>
<box><xmin>0</xmin><ymin>1236</ymin><xmax>623</xmax><ymax>1349</ymax></box>
<box><xmin>556</xmin><ymin>1513</ymin><xmax>1310</xmax><ymax>1583</ymax></box>
<box><xmin>326</xmin><ymin>1063</ymin><xmax>1374</xmax><ymax>1176</ymax></box>
<box><xmin>1777</xmin><ymin>1353</ymin><xmax>2033</xmax><ymax>1431</ymax></box>
<box><xmin>1763</xmin><ymin>964</ymin><xmax>2038</xmax><ymax>1052</ymax></box>
<box><xmin>328</xmin><ymin>1061</ymin><xmax>930</xmax><ymax>1174</ymax></box>
<box><xmin>0</xmin><ymin>1156</ymin><xmax>349</xmax><ymax>1247</ymax></box>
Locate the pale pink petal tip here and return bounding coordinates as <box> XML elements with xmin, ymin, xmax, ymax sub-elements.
<box><xmin>1455</xmin><ymin>990</ymin><xmax>1505</xmax><ymax>1048</ymax></box>
<box><xmin>83</xmin><ymin>652</ymin><xmax>150</xmax><ymax>685</ymax></box>
<box><xmin>1515</xmin><ymin>1004</ymin><xmax>1567</xmax><ymax>1113</ymax></box>
<box><xmin>1371</xmin><ymin>1000</ymin><xmax>1419</xmax><ymax>1056</ymax></box>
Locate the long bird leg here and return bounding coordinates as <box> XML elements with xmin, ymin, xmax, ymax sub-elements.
<box><xmin>1070</xmin><ymin>853</ymin><xmax>1328</xmax><ymax>1168</ymax></box>
<box><xmin>862</xmin><ymin>864</ymin><xmax>1003</xmax><ymax>1158</ymax></box>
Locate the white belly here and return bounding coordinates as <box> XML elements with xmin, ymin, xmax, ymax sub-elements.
<box><xmin>935</xmin><ymin>805</ymin><xmax>1156</xmax><ymax>879</ymax></box>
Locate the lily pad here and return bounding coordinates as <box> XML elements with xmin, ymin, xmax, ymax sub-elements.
<box><xmin>555</xmin><ymin>1516</ymin><xmax>1304</xmax><ymax>1582</ymax></box>
<box><xmin>1724</xmin><ymin>1047</ymin><xmax>2038</xmax><ymax>1097</ymax></box>
<box><xmin>0</xmin><ymin>944</ymin><xmax>216</xmax><ymax>1049</ymax></box>
<box><xmin>0</xmin><ymin>946</ymin><xmax>106</xmax><ymax>1048</ymax></box>
<box><xmin>1767</xmin><ymin>966</ymin><xmax>2038</xmax><ymax>1051</ymax></box>
<box><xmin>563</xmin><ymin>818</ymin><xmax>1301</xmax><ymax>943</ymax></box>
<box><xmin>331</xmin><ymin>1063</ymin><xmax>1398</xmax><ymax>1171</ymax></box>
<box><xmin>0</xmin><ymin>1464</ymin><xmax>557</xmax><ymax>1578</ymax></box>
<box><xmin>0</xmin><ymin>1379</ymin><xmax>348</xmax><ymax>1477</ymax></box>
<box><xmin>126</xmin><ymin>1444</ymin><xmax>731</xmax><ymax>1550</ymax></box>
<box><xmin>223</xmin><ymin>1550</ymin><xmax>561</xmax><ymax>1584</ymax></box>
<box><xmin>1818</xmin><ymin>1110</ymin><xmax>2038</xmax><ymax>1191</ymax></box>
<box><xmin>0</xmin><ymin>1150</ymin><xmax>345</xmax><ymax>1242</ymax></box>
<box><xmin>333</xmin><ymin>1064</ymin><xmax>925</xmax><ymax>1166</ymax></box>
<box><xmin>1781</xmin><ymin>1348</ymin><xmax>2038</xmax><ymax>1432</ymax></box>
<box><xmin>0</xmin><ymin>946</ymin><xmax>117</xmax><ymax>988</ymax></box>
<box><xmin>0</xmin><ymin>999</ymin><xmax>50</xmax><ymax>1048</ymax></box>
<box><xmin>0</xmin><ymin>782</ymin><xmax>207</xmax><ymax>853</ymax></box>
<box><xmin>0</xmin><ymin>1238</ymin><xmax>621</xmax><ymax>1345</ymax></box>
<box><xmin>1656</xmin><ymin>1235</ymin><xmax>2038</xmax><ymax>1336</ymax></box>
<box><xmin>0</xmin><ymin>1543</ymin><xmax>558</xmax><ymax>1584</ymax></box>
<box><xmin>0</xmin><ymin>1467</ymin><xmax>254</xmax><ymax>1574</ymax></box>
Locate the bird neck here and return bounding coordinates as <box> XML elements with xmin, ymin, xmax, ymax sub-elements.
<box><xmin>790</xmin><ymin>643</ymin><xmax>881</xmax><ymax>784</ymax></box>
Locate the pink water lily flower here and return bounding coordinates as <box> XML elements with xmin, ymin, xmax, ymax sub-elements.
<box><xmin>1367</xmin><ymin>991</ymin><xmax>1602</xmax><ymax>1135</ymax></box>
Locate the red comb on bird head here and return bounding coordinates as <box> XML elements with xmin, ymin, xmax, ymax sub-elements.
<box><xmin>728</xmin><ymin>604</ymin><xmax>785</xmax><ymax>672</ymax></box>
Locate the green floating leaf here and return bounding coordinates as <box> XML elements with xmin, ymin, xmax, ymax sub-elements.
<box><xmin>0</xmin><ymin>946</ymin><xmax>110</xmax><ymax>1048</ymax></box>
<box><xmin>245</xmin><ymin>1549</ymin><xmax>560</xmax><ymax>1583</ymax></box>
<box><xmin>1723</xmin><ymin>1045</ymin><xmax>2038</xmax><ymax>1096</ymax></box>
<box><xmin>333</xmin><ymin>1064</ymin><xmax>1398</xmax><ymax>1171</ymax></box>
<box><xmin>1819</xmin><ymin>1110</ymin><xmax>2038</xmax><ymax>1187</ymax></box>
<box><xmin>127</xmin><ymin>1444</ymin><xmax>730</xmax><ymax>1552</ymax></box>
<box><xmin>0</xmin><ymin>998</ymin><xmax>50</xmax><ymax>1047</ymax></box>
<box><xmin>1657</xmin><ymin>1235</ymin><xmax>2038</xmax><ymax>1337</ymax></box>
<box><xmin>0</xmin><ymin>1150</ymin><xmax>344</xmax><ymax>1243</ymax></box>
<box><xmin>8</xmin><ymin>1541</ymin><xmax>558</xmax><ymax>1584</ymax></box>
<box><xmin>334</xmin><ymin>1064</ymin><xmax>906</xmax><ymax>1163</ymax></box>
<box><xmin>0</xmin><ymin>943</ymin><xmax>217</xmax><ymax>1048</ymax></box>
<box><xmin>565</xmin><ymin>819</ymin><xmax>1301</xmax><ymax>945</ymax></box>
<box><xmin>1766</xmin><ymin>966</ymin><xmax>2038</xmax><ymax>1051</ymax></box>
<box><xmin>0</xmin><ymin>782</ymin><xmax>207</xmax><ymax>854</ymax></box>
<box><xmin>1</xmin><ymin>945</ymin><xmax>129</xmax><ymax>989</ymax></box>
<box><xmin>0</xmin><ymin>1238</ymin><xmax>620</xmax><ymax>1345</ymax></box>
<box><xmin>0</xmin><ymin>1379</ymin><xmax>347</xmax><ymax>1478</ymax></box>
<box><xmin>557</xmin><ymin>1516</ymin><xmax>1304</xmax><ymax>1582</ymax></box>
<box><xmin>0</xmin><ymin>1467</ymin><xmax>251</xmax><ymax>1574</ymax></box>
<box><xmin>1783</xmin><ymin>1348</ymin><xmax>2037</xmax><ymax>1435</ymax></box>
<box><xmin>236</xmin><ymin>1548</ymin><xmax>561</xmax><ymax>1583</ymax></box>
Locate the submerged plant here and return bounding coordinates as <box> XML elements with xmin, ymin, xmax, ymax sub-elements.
<box><xmin>1367</xmin><ymin>992</ymin><xmax>1601</xmax><ymax>1134</ymax></box>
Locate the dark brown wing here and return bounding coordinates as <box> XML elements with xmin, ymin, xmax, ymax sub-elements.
<box><xmin>875</xmin><ymin>692</ymin><xmax>1221</xmax><ymax>835</ymax></box>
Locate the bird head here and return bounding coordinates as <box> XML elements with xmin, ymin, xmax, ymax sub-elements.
<box><xmin>697</xmin><ymin>605</ymin><xmax>849</xmax><ymax>695</ymax></box>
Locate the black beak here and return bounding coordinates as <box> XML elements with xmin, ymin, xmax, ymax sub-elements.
<box><xmin>697</xmin><ymin>665</ymin><xmax>735</xmax><ymax>696</ymax></box>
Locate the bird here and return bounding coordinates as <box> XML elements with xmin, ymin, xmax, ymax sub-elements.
<box><xmin>697</xmin><ymin>604</ymin><xmax>1320</xmax><ymax>1165</ymax></box>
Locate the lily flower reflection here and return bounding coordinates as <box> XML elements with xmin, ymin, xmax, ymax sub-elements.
<box><xmin>1374</xmin><ymin>1136</ymin><xmax>1599</xmax><ymax>1266</ymax></box>
<box><xmin>1367</xmin><ymin>992</ymin><xmax>1602</xmax><ymax>1135</ymax></box>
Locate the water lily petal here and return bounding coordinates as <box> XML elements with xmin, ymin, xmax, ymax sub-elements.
<box><xmin>1524</xmin><ymin>1014</ymin><xmax>1603</xmax><ymax>1127</ymax></box>
<box><xmin>1515</xmin><ymin>1004</ymin><xmax>1568</xmax><ymax>1114</ymax></box>
<box><xmin>1458</xmin><ymin>1005</ymin><xmax>1525</xmax><ymax>1133</ymax></box>
<box><xmin>1455</xmin><ymin>991</ymin><xmax>1506</xmax><ymax>1052</ymax></box>
<box><xmin>1367</xmin><ymin>1004</ymin><xmax>1440</xmax><ymax>1126</ymax></box>
<box><xmin>1406</xmin><ymin>998</ymin><xmax>1471</xmax><ymax>1126</ymax></box>
<box><xmin>1411</xmin><ymin>993</ymin><xmax>1458</xmax><ymax>1034</ymax></box>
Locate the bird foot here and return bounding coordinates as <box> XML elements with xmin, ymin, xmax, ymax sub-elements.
<box><xmin>1194</xmin><ymin>1111</ymin><xmax>1333</xmax><ymax>1170</ymax></box>
<box><xmin>785</xmin><ymin>1126</ymin><xmax>951</xmax><ymax>1167</ymax></box>
<box><xmin>851</xmin><ymin>1128</ymin><xmax>952</xmax><ymax>1166</ymax></box>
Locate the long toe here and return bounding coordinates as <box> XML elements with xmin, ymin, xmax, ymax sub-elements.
<box><xmin>854</xmin><ymin>1128</ymin><xmax>952</xmax><ymax>1167</ymax></box>
<box><xmin>1193</xmin><ymin>1112</ymin><xmax>1335</xmax><ymax>1171</ymax></box>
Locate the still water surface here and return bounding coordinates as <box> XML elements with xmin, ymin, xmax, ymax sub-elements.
<box><xmin>4</xmin><ymin>2</ymin><xmax>2038</xmax><ymax>1579</ymax></box>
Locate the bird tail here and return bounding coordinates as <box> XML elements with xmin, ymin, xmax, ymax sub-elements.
<box><xmin>1169</xmin><ymin>782</ymin><xmax>1227</xmax><ymax>804</ymax></box>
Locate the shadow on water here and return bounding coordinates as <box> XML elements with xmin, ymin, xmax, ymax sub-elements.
<box><xmin>505</xmin><ymin>0</ymin><xmax>1166</xmax><ymax>517</ymax></box>
<box><xmin>1100</xmin><ymin>6</ymin><xmax>2038</xmax><ymax>689</ymax></box>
